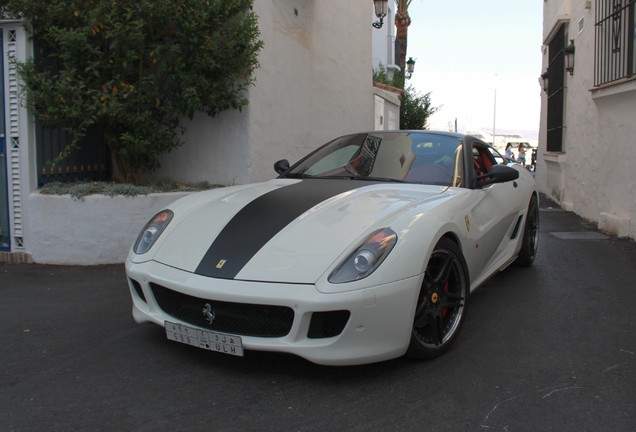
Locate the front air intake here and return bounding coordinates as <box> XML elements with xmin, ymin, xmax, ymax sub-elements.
<box><xmin>307</xmin><ymin>310</ymin><xmax>351</xmax><ymax>339</ymax></box>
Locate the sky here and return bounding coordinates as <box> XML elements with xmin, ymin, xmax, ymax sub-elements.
<box><xmin>403</xmin><ymin>0</ymin><xmax>543</xmax><ymax>139</ymax></box>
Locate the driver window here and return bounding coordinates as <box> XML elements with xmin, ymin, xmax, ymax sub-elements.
<box><xmin>485</xmin><ymin>147</ymin><xmax>505</xmax><ymax>165</ymax></box>
<box><xmin>473</xmin><ymin>146</ymin><xmax>497</xmax><ymax>175</ymax></box>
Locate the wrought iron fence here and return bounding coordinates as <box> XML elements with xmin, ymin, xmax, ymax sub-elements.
<box><xmin>31</xmin><ymin>34</ymin><xmax>112</xmax><ymax>186</ymax></box>
<box><xmin>595</xmin><ymin>0</ymin><xmax>636</xmax><ymax>86</ymax></box>
<box><xmin>36</xmin><ymin>124</ymin><xmax>111</xmax><ymax>186</ymax></box>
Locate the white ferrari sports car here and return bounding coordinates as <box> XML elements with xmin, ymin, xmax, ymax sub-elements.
<box><xmin>126</xmin><ymin>131</ymin><xmax>539</xmax><ymax>365</ymax></box>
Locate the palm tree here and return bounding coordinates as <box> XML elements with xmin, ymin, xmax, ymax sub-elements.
<box><xmin>394</xmin><ymin>0</ymin><xmax>412</xmax><ymax>85</ymax></box>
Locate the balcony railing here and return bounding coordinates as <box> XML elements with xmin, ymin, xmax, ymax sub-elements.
<box><xmin>594</xmin><ymin>0</ymin><xmax>635</xmax><ymax>86</ymax></box>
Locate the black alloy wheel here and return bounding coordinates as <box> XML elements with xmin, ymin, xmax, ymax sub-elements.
<box><xmin>515</xmin><ymin>195</ymin><xmax>539</xmax><ymax>266</ymax></box>
<box><xmin>407</xmin><ymin>238</ymin><xmax>469</xmax><ymax>359</ymax></box>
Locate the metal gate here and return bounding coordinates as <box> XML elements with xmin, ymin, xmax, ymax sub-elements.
<box><xmin>32</xmin><ymin>38</ymin><xmax>112</xmax><ymax>186</ymax></box>
<box><xmin>0</xmin><ymin>29</ymin><xmax>10</xmax><ymax>251</ymax></box>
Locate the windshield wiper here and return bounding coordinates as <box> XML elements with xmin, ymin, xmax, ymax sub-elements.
<box><xmin>356</xmin><ymin>176</ymin><xmax>406</xmax><ymax>183</ymax></box>
<box><xmin>282</xmin><ymin>172</ymin><xmax>311</xmax><ymax>179</ymax></box>
<box><xmin>310</xmin><ymin>175</ymin><xmax>358</xmax><ymax>180</ymax></box>
<box><xmin>313</xmin><ymin>175</ymin><xmax>406</xmax><ymax>183</ymax></box>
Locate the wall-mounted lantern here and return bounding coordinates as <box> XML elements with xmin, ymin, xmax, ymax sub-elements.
<box><xmin>565</xmin><ymin>40</ymin><xmax>575</xmax><ymax>75</ymax></box>
<box><xmin>372</xmin><ymin>0</ymin><xmax>388</xmax><ymax>29</ymax></box>
<box><xmin>406</xmin><ymin>57</ymin><xmax>416</xmax><ymax>79</ymax></box>
<box><xmin>541</xmin><ymin>70</ymin><xmax>549</xmax><ymax>93</ymax></box>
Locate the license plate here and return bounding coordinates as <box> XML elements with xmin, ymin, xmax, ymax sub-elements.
<box><xmin>165</xmin><ymin>321</ymin><xmax>244</xmax><ymax>357</ymax></box>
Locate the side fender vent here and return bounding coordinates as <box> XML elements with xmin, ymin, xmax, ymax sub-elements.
<box><xmin>510</xmin><ymin>215</ymin><xmax>524</xmax><ymax>239</ymax></box>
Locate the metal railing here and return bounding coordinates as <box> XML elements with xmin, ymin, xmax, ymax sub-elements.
<box><xmin>595</xmin><ymin>0</ymin><xmax>635</xmax><ymax>86</ymax></box>
<box><xmin>36</xmin><ymin>124</ymin><xmax>111</xmax><ymax>186</ymax></box>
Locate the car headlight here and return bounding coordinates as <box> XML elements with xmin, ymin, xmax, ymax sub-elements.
<box><xmin>328</xmin><ymin>228</ymin><xmax>397</xmax><ymax>284</ymax></box>
<box><xmin>133</xmin><ymin>210</ymin><xmax>174</xmax><ymax>255</ymax></box>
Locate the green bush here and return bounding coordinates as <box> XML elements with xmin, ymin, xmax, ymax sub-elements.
<box><xmin>400</xmin><ymin>86</ymin><xmax>440</xmax><ymax>130</ymax></box>
<box><xmin>373</xmin><ymin>63</ymin><xmax>440</xmax><ymax>130</ymax></box>
<box><xmin>39</xmin><ymin>180</ymin><xmax>222</xmax><ymax>200</ymax></box>
<box><xmin>2</xmin><ymin>0</ymin><xmax>263</xmax><ymax>184</ymax></box>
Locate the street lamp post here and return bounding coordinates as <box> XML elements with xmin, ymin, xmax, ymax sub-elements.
<box><xmin>565</xmin><ymin>40</ymin><xmax>575</xmax><ymax>75</ymax></box>
<box><xmin>406</xmin><ymin>57</ymin><xmax>415</xmax><ymax>79</ymax></box>
<box><xmin>541</xmin><ymin>70</ymin><xmax>549</xmax><ymax>93</ymax></box>
<box><xmin>372</xmin><ymin>0</ymin><xmax>388</xmax><ymax>29</ymax></box>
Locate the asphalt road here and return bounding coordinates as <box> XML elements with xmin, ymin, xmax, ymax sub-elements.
<box><xmin>1</xmin><ymin>200</ymin><xmax>635</xmax><ymax>432</ymax></box>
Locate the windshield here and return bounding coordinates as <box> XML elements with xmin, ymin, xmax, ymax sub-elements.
<box><xmin>285</xmin><ymin>132</ymin><xmax>464</xmax><ymax>187</ymax></box>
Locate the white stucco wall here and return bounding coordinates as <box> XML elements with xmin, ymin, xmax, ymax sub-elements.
<box><xmin>373</xmin><ymin>85</ymin><xmax>401</xmax><ymax>130</ymax></box>
<box><xmin>148</xmin><ymin>109</ymin><xmax>252</xmax><ymax>186</ymax></box>
<box><xmin>25</xmin><ymin>192</ymin><xmax>191</xmax><ymax>264</ymax></box>
<box><xmin>583</xmin><ymin>84</ymin><xmax>636</xmax><ymax>238</ymax></box>
<box><xmin>542</xmin><ymin>0</ymin><xmax>573</xmax><ymax>36</ymax></box>
<box><xmin>371</xmin><ymin>3</ymin><xmax>396</xmax><ymax>70</ymax></box>
<box><xmin>538</xmin><ymin>0</ymin><xmax>636</xmax><ymax>239</ymax></box>
<box><xmin>247</xmin><ymin>0</ymin><xmax>374</xmax><ymax>181</ymax></box>
<box><xmin>153</xmin><ymin>0</ymin><xmax>374</xmax><ymax>186</ymax></box>
<box><xmin>370</xmin><ymin>5</ymin><xmax>401</xmax><ymax>134</ymax></box>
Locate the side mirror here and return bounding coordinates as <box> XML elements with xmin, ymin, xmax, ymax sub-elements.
<box><xmin>478</xmin><ymin>164</ymin><xmax>519</xmax><ymax>186</ymax></box>
<box><xmin>274</xmin><ymin>159</ymin><xmax>290</xmax><ymax>175</ymax></box>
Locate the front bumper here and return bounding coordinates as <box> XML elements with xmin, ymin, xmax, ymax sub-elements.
<box><xmin>125</xmin><ymin>260</ymin><xmax>422</xmax><ymax>366</ymax></box>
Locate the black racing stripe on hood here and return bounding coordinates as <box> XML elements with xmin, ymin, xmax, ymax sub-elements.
<box><xmin>194</xmin><ymin>179</ymin><xmax>377</xmax><ymax>279</ymax></box>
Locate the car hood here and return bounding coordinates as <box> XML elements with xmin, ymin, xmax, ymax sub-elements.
<box><xmin>152</xmin><ymin>178</ymin><xmax>447</xmax><ymax>284</ymax></box>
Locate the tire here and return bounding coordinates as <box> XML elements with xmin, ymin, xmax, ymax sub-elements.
<box><xmin>407</xmin><ymin>238</ymin><xmax>469</xmax><ymax>360</ymax></box>
<box><xmin>515</xmin><ymin>195</ymin><xmax>539</xmax><ymax>267</ymax></box>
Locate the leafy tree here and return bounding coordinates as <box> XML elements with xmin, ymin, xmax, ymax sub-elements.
<box><xmin>373</xmin><ymin>64</ymin><xmax>439</xmax><ymax>130</ymax></box>
<box><xmin>0</xmin><ymin>0</ymin><xmax>263</xmax><ymax>183</ymax></box>
<box><xmin>400</xmin><ymin>85</ymin><xmax>439</xmax><ymax>130</ymax></box>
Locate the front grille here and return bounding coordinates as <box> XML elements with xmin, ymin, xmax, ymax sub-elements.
<box><xmin>150</xmin><ymin>283</ymin><xmax>294</xmax><ymax>337</ymax></box>
<box><xmin>307</xmin><ymin>310</ymin><xmax>350</xmax><ymax>339</ymax></box>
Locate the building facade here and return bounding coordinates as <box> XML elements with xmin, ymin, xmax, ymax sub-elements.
<box><xmin>371</xmin><ymin>2</ymin><xmax>402</xmax><ymax>132</ymax></box>
<box><xmin>537</xmin><ymin>0</ymin><xmax>635</xmax><ymax>239</ymax></box>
